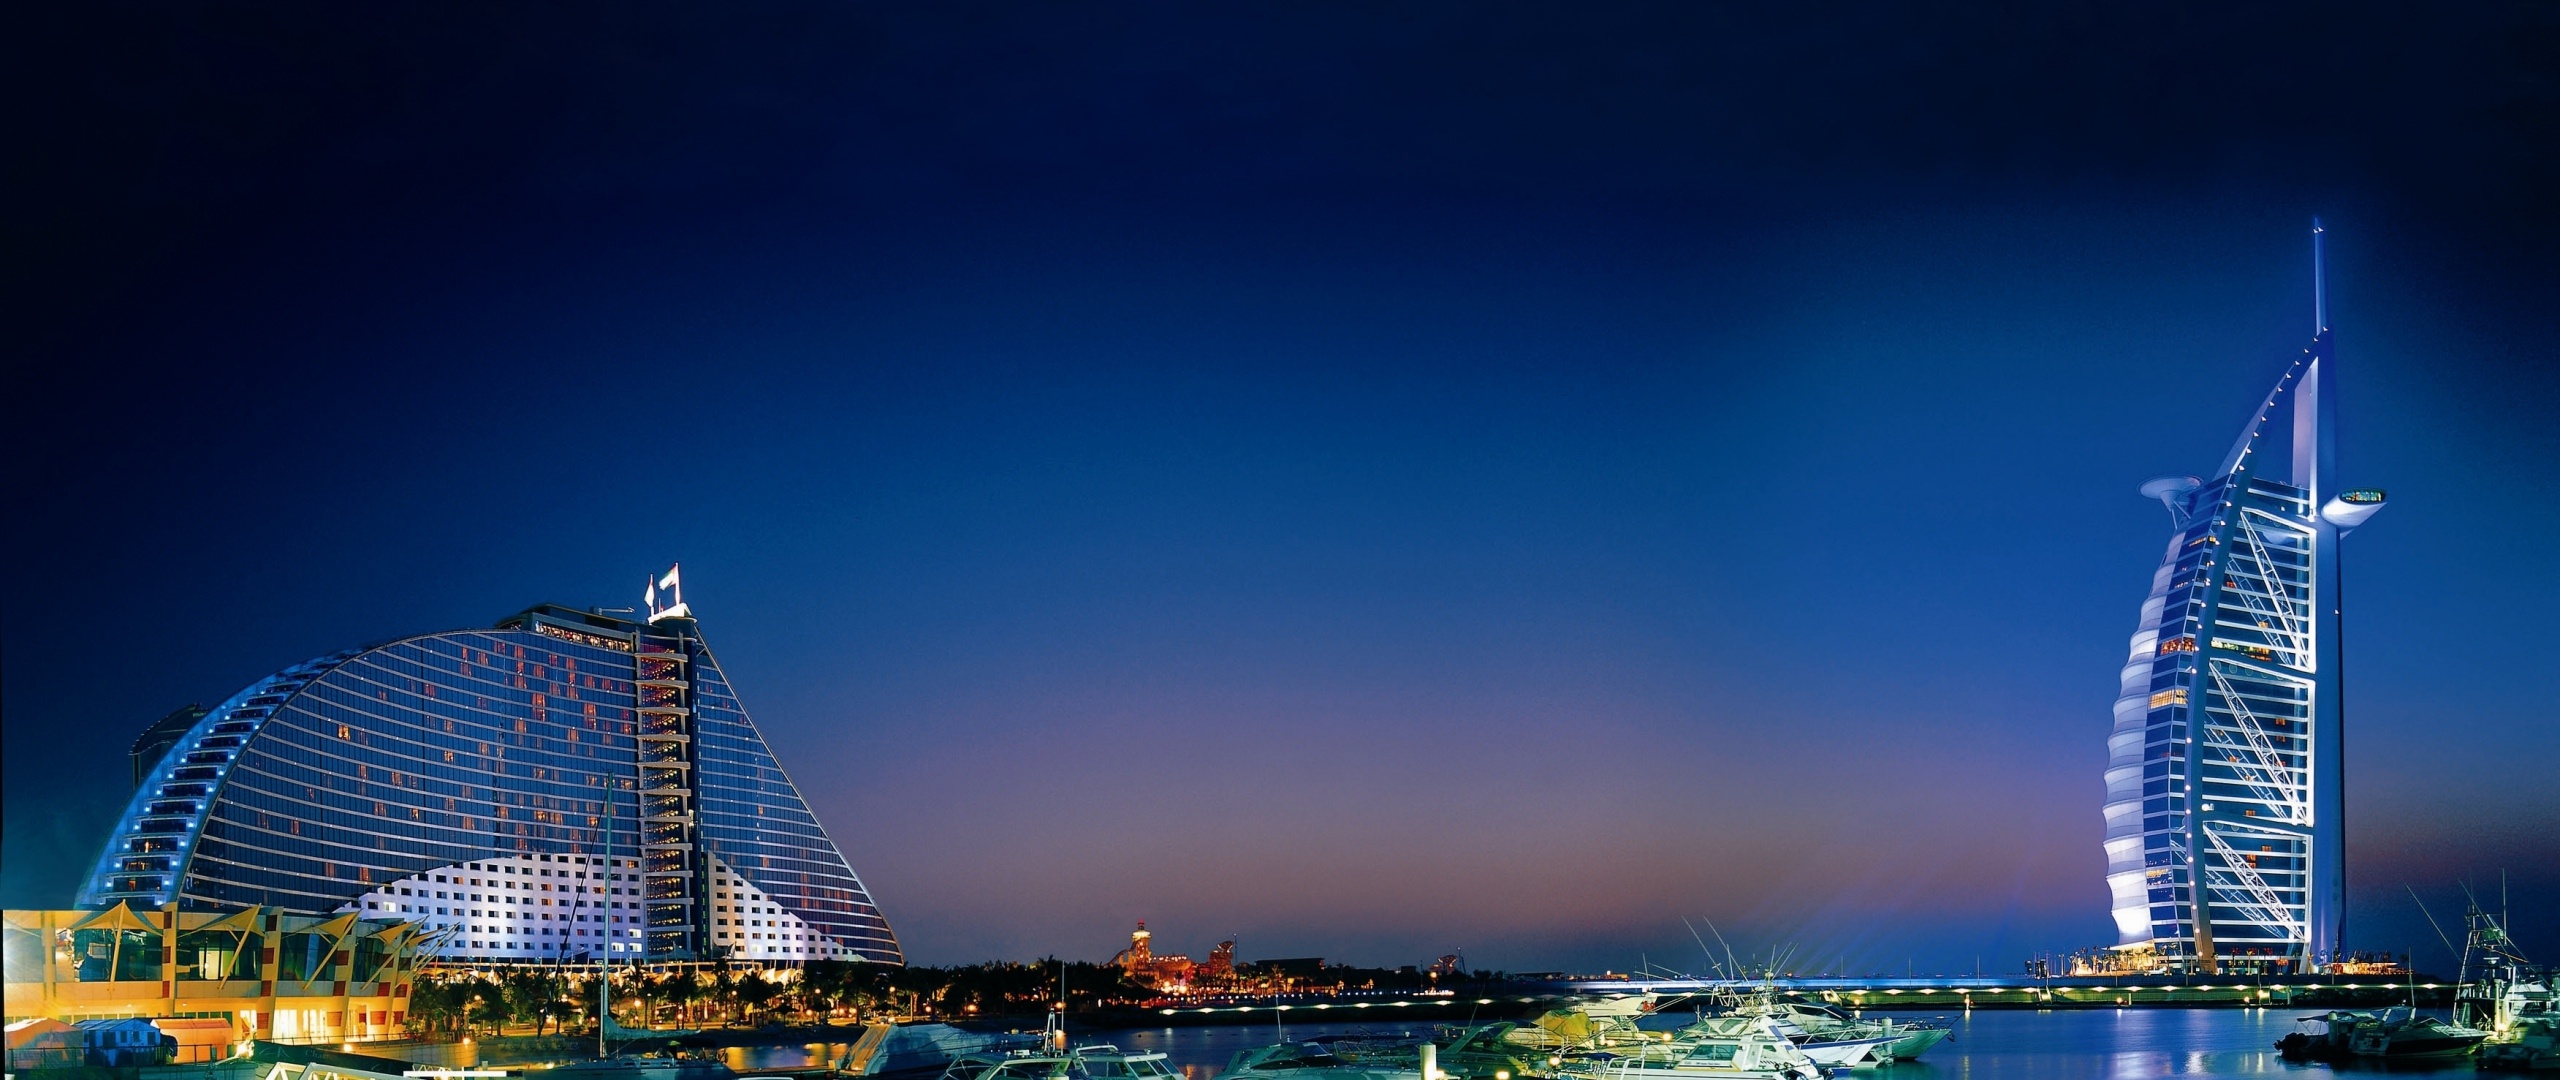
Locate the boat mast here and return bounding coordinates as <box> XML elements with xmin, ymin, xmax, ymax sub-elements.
<box><xmin>1047</xmin><ymin>960</ymin><xmax>1068</xmax><ymax>1051</ymax></box>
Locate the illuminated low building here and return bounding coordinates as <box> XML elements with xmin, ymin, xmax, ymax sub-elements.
<box><xmin>77</xmin><ymin>567</ymin><xmax>900</xmax><ymax>967</ymax></box>
<box><xmin>2101</xmin><ymin>223</ymin><xmax>2386</xmax><ymax>974</ymax></box>
<box><xmin>2</xmin><ymin>905</ymin><xmax>423</xmax><ymax>1047</ymax></box>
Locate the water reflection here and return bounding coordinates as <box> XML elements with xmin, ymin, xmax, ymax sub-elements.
<box><xmin>1879</xmin><ymin>1008</ymin><xmax>2474</xmax><ymax>1079</ymax></box>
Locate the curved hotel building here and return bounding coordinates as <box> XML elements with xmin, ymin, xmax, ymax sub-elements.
<box><xmin>2101</xmin><ymin>223</ymin><xmax>2385</xmax><ymax>975</ymax></box>
<box><xmin>80</xmin><ymin>572</ymin><xmax>902</xmax><ymax>966</ymax></box>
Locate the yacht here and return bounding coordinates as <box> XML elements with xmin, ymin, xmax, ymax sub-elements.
<box><xmin>1067</xmin><ymin>1045</ymin><xmax>1182</xmax><ymax>1080</ymax></box>
<box><xmin>1506</xmin><ymin>996</ymin><xmax>1660</xmax><ymax>1051</ymax></box>
<box><xmin>1761</xmin><ymin>1003</ymin><xmax>1947</xmax><ymax>1065</ymax></box>
<box><xmin>2276</xmin><ymin>1007</ymin><xmax>2490</xmax><ymax>1061</ymax></box>
<box><xmin>1554</xmin><ymin>1033</ymin><xmax>1824</xmax><ymax>1080</ymax></box>
<box><xmin>2474</xmin><ymin>975</ymin><xmax>2560</xmax><ymax>1070</ymax></box>
<box><xmin>546</xmin><ymin>1058</ymin><xmax>739</xmax><ymax>1080</ymax></box>
<box><xmin>1299</xmin><ymin>1024</ymin><xmax>1557</xmax><ymax>1080</ymax></box>
<box><xmin>858</xmin><ymin>1026</ymin><xmax>1047</xmax><ymax>1077</ymax></box>
<box><xmin>1679</xmin><ymin>1013</ymin><xmax>1891</xmax><ymax>1072</ymax></box>
<box><xmin>1222</xmin><ymin>1042</ymin><xmax>1424</xmax><ymax>1080</ymax></box>
<box><xmin>1500</xmin><ymin>992</ymin><xmax>1890</xmax><ymax>1071</ymax></box>
<box><xmin>938</xmin><ymin>1048</ymin><xmax>1072</xmax><ymax>1080</ymax></box>
<box><xmin>1429</xmin><ymin>1023</ymin><xmax>1573</xmax><ymax>1080</ymax></box>
<box><xmin>2453</xmin><ymin>899</ymin><xmax>2559</xmax><ymax>1071</ymax></box>
<box><xmin>936</xmin><ymin>1037</ymin><xmax>1183</xmax><ymax>1080</ymax></box>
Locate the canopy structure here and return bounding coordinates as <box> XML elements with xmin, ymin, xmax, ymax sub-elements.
<box><xmin>65</xmin><ymin>902</ymin><xmax>159</xmax><ymax>934</ymax></box>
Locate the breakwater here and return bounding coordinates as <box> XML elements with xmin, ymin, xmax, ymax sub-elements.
<box><xmin>1092</xmin><ymin>994</ymin><xmax>1548</xmax><ymax>1027</ymax></box>
<box><xmin>1096</xmin><ymin>976</ymin><xmax>2457</xmax><ymax>1022</ymax></box>
<box><xmin>1547</xmin><ymin>976</ymin><xmax>2454</xmax><ymax>1010</ymax></box>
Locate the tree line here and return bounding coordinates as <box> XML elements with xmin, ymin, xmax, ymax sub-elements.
<box><xmin>405</xmin><ymin>958</ymin><xmax>1514</xmax><ymax>1038</ymax></box>
<box><xmin>402</xmin><ymin>959</ymin><xmax>1156</xmax><ymax>1037</ymax></box>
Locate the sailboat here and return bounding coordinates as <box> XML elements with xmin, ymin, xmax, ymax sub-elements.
<box><xmin>548</xmin><ymin>975</ymin><xmax>725</xmax><ymax>1080</ymax></box>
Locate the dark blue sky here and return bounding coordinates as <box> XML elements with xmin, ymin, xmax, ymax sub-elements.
<box><xmin>6</xmin><ymin>3</ymin><xmax>2554</xmax><ymax>973</ymax></box>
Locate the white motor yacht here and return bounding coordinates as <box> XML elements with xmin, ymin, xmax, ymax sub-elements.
<box><xmin>1069</xmin><ymin>1044</ymin><xmax>1182</xmax><ymax>1080</ymax></box>
<box><xmin>1681</xmin><ymin>1013</ymin><xmax>1890</xmax><ymax>1071</ymax></box>
<box><xmin>1555</xmin><ymin>1033</ymin><xmax>1823</xmax><ymax>1080</ymax></box>
<box><xmin>1766</xmin><ymin>1003</ymin><xmax>1947</xmax><ymax>1065</ymax></box>
<box><xmin>938</xmin><ymin>1048</ymin><xmax>1072</xmax><ymax>1080</ymax></box>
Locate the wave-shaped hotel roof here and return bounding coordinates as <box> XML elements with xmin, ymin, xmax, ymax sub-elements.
<box><xmin>81</xmin><ymin>577</ymin><xmax>900</xmax><ymax>966</ymax></box>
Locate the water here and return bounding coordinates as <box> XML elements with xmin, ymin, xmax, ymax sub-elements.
<box><xmin>1080</xmin><ymin>1013</ymin><xmax>2478</xmax><ymax>1080</ymax></box>
<box><xmin>1126</xmin><ymin>1013</ymin><xmax>2475</xmax><ymax>1078</ymax></box>
<box><xmin>1849</xmin><ymin>1008</ymin><xmax>2474</xmax><ymax>1077</ymax></box>
<box><xmin>702</xmin><ymin>1010</ymin><xmax>2480</xmax><ymax>1080</ymax></box>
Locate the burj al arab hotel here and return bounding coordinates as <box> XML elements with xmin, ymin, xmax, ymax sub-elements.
<box><xmin>2100</xmin><ymin>222</ymin><xmax>2388</xmax><ymax>975</ymax></box>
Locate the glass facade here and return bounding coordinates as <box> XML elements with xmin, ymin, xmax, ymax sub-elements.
<box><xmin>80</xmin><ymin>602</ymin><xmax>901</xmax><ymax>966</ymax></box>
<box><xmin>2102</xmin><ymin>225</ymin><xmax>2379</xmax><ymax>974</ymax></box>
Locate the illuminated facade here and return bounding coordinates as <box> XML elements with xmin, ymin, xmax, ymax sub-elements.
<box><xmin>3</xmin><ymin>905</ymin><xmax>425</xmax><ymax>1045</ymax></box>
<box><xmin>2101</xmin><ymin>223</ymin><xmax>2386</xmax><ymax>974</ymax></box>
<box><xmin>79</xmin><ymin>574</ymin><xmax>901</xmax><ymax>966</ymax></box>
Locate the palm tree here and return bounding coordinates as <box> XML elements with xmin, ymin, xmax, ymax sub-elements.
<box><xmin>733</xmin><ymin>971</ymin><xmax>781</xmax><ymax>1025</ymax></box>
<box><xmin>504</xmin><ymin>969</ymin><xmax>569</xmax><ymax>1034</ymax></box>
<box><xmin>406</xmin><ymin>978</ymin><xmax>467</xmax><ymax>1038</ymax></box>
<box><xmin>663</xmin><ymin>969</ymin><xmax>704</xmax><ymax>1026</ymax></box>
<box><xmin>709</xmin><ymin>966</ymin><xmax>741</xmax><ymax>1026</ymax></box>
<box><xmin>625</xmin><ymin>971</ymin><xmax>666</xmax><ymax>1029</ymax></box>
<box><xmin>467</xmin><ymin>982</ymin><xmax>512</xmax><ymax>1036</ymax></box>
<box><xmin>547</xmin><ymin>981</ymin><xmax>584</xmax><ymax>1035</ymax></box>
<box><xmin>801</xmin><ymin>960</ymin><xmax>856</xmax><ymax>1022</ymax></box>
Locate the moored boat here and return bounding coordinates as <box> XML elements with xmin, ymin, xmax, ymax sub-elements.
<box><xmin>1881</xmin><ymin>1026</ymin><xmax>1948</xmax><ymax>1063</ymax></box>
<box><xmin>863</xmin><ymin>1025</ymin><xmax>1047</xmax><ymax>1077</ymax></box>
<box><xmin>938</xmin><ymin>1048</ymin><xmax>1071</xmax><ymax>1080</ymax></box>
<box><xmin>2454</xmin><ymin>897</ymin><xmax>2558</xmax><ymax>1071</ymax></box>
<box><xmin>1762</xmin><ymin>1002</ymin><xmax>1947</xmax><ymax>1065</ymax></box>
<box><xmin>1553</xmin><ymin>1033</ymin><xmax>1823</xmax><ymax>1080</ymax></box>
<box><xmin>1681</xmin><ymin>1013</ymin><xmax>1892</xmax><ymax>1071</ymax></box>
<box><xmin>1222</xmin><ymin>1041</ymin><xmax>1424</xmax><ymax>1080</ymax></box>
<box><xmin>2275</xmin><ymin>1007</ymin><xmax>2489</xmax><ymax>1061</ymax></box>
<box><xmin>1314</xmin><ymin>1023</ymin><xmax>1549</xmax><ymax>1080</ymax></box>
<box><xmin>547</xmin><ymin>1057</ymin><xmax>740</xmax><ymax>1080</ymax></box>
<box><xmin>1068</xmin><ymin>1043</ymin><xmax>1184</xmax><ymax>1080</ymax></box>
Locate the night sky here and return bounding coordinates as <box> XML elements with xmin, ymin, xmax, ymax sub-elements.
<box><xmin>6</xmin><ymin>3</ymin><xmax>2555</xmax><ymax>975</ymax></box>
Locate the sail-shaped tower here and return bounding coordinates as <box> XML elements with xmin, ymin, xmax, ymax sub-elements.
<box><xmin>2100</xmin><ymin>222</ymin><xmax>2386</xmax><ymax>975</ymax></box>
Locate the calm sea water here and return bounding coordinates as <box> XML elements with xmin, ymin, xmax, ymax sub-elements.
<box><xmin>701</xmin><ymin>1011</ymin><xmax>2479</xmax><ymax>1080</ymax></box>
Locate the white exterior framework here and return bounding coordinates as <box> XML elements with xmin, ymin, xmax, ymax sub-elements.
<box><xmin>2102</xmin><ymin>222</ymin><xmax>2385</xmax><ymax>974</ymax></box>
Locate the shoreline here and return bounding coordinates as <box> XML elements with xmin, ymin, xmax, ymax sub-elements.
<box><xmin>368</xmin><ymin>982</ymin><xmax>2457</xmax><ymax>1060</ymax></box>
